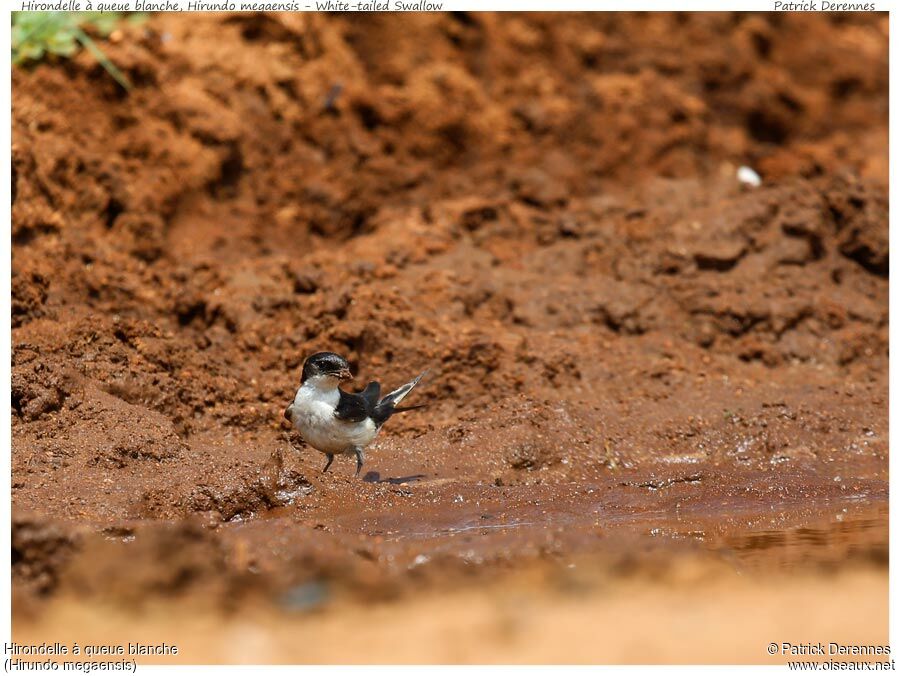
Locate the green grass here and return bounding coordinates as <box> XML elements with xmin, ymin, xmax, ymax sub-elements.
<box><xmin>12</xmin><ymin>12</ymin><xmax>144</xmax><ymax>91</ymax></box>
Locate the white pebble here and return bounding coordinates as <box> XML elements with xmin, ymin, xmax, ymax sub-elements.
<box><xmin>737</xmin><ymin>166</ymin><xmax>762</xmax><ymax>187</ymax></box>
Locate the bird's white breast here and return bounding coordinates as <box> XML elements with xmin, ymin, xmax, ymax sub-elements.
<box><xmin>290</xmin><ymin>379</ymin><xmax>378</xmax><ymax>454</ymax></box>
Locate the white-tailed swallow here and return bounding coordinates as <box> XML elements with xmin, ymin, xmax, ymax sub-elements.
<box><xmin>284</xmin><ymin>352</ymin><xmax>426</xmax><ymax>476</ymax></box>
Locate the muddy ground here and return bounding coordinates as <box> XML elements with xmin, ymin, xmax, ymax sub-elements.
<box><xmin>11</xmin><ymin>11</ymin><xmax>888</xmax><ymax>663</ymax></box>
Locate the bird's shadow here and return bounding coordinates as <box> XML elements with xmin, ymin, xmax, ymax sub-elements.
<box><xmin>362</xmin><ymin>471</ymin><xmax>427</xmax><ymax>484</ymax></box>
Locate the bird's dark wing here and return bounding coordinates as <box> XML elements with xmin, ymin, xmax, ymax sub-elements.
<box><xmin>333</xmin><ymin>389</ymin><xmax>370</xmax><ymax>422</ymax></box>
<box><xmin>360</xmin><ymin>381</ymin><xmax>381</xmax><ymax>409</ymax></box>
<box><xmin>334</xmin><ymin>382</ymin><xmax>383</xmax><ymax>423</ymax></box>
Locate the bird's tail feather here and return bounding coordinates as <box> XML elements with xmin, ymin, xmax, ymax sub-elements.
<box><xmin>372</xmin><ymin>370</ymin><xmax>427</xmax><ymax>425</ymax></box>
<box><xmin>381</xmin><ymin>370</ymin><xmax>427</xmax><ymax>408</ymax></box>
<box><xmin>391</xmin><ymin>403</ymin><xmax>426</xmax><ymax>413</ymax></box>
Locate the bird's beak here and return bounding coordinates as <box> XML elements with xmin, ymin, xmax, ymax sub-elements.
<box><xmin>338</xmin><ymin>368</ymin><xmax>353</xmax><ymax>381</ymax></box>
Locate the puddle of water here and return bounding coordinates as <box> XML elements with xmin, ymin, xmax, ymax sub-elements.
<box><xmin>373</xmin><ymin>494</ymin><xmax>888</xmax><ymax>573</ymax></box>
<box><xmin>708</xmin><ymin>504</ymin><xmax>888</xmax><ymax>571</ymax></box>
<box><xmin>406</xmin><ymin>520</ymin><xmax>538</xmax><ymax>538</ymax></box>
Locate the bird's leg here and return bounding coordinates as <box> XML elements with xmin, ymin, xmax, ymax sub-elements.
<box><xmin>322</xmin><ymin>453</ymin><xmax>335</xmax><ymax>473</ymax></box>
<box><xmin>354</xmin><ymin>447</ymin><xmax>365</xmax><ymax>476</ymax></box>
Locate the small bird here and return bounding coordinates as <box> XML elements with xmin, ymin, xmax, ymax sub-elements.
<box><xmin>284</xmin><ymin>352</ymin><xmax>426</xmax><ymax>476</ymax></box>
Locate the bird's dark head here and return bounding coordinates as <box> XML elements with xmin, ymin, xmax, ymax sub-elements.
<box><xmin>301</xmin><ymin>351</ymin><xmax>353</xmax><ymax>384</ymax></box>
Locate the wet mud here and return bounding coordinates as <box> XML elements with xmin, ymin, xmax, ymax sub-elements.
<box><xmin>11</xmin><ymin>11</ymin><xmax>888</xmax><ymax>663</ymax></box>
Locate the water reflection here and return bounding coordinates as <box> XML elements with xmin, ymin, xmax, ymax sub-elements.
<box><xmin>707</xmin><ymin>505</ymin><xmax>888</xmax><ymax>570</ymax></box>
